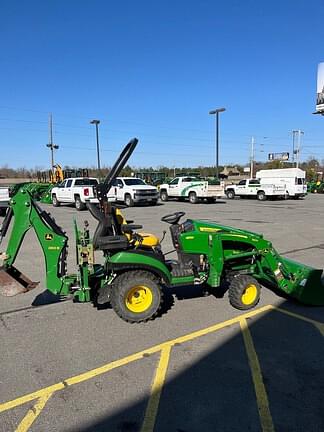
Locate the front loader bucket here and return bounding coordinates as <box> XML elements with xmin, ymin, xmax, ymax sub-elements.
<box><xmin>279</xmin><ymin>257</ymin><xmax>324</xmax><ymax>306</ymax></box>
<box><xmin>0</xmin><ymin>266</ymin><xmax>39</xmax><ymax>297</ymax></box>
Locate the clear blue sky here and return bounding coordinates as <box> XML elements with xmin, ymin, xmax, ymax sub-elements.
<box><xmin>1</xmin><ymin>0</ymin><xmax>324</xmax><ymax>170</ymax></box>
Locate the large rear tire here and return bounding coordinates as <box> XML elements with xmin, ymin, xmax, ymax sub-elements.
<box><xmin>228</xmin><ymin>275</ymin><xmax>261</xmax><ymax>310</ymax></box>
<box><xmin>110</xmin><ymin>270</ymin><xmax>163</xmax><ymax>323</ymax></box>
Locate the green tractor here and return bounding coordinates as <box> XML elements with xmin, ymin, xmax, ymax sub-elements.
<box><xmin>1</xmin><ymin>138</ymin><xmax>324</xmax><ymax>323</ymax></box>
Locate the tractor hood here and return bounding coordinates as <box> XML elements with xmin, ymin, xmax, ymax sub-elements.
<box><xmin>192</xmin><ymin>219</ymin><xmax>264</xmax><ymax>240</ymax></box>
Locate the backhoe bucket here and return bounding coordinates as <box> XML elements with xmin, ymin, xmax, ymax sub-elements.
<box><xmin>0</xmin><ymin>266</ymin><xmax>39</xmax><ymax>297</ymax></box>
<box><xmin>279</xmin><ymin>257</ymin><xmax>324</xmax><ymax>306</ymax></box>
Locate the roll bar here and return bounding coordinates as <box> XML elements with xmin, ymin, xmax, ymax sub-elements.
<box><xmin>94</xmin><ymin>138</ymin><xmax>138</xmax><ymax>210</ymax></box>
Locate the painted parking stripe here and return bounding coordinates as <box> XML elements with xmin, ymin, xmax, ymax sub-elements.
<box><xmin>1</xmin><ymin>304</ymin><xmax>323</xmax><ymax>432</ymax></box>
<box><xmin>141</xmin><ymin>345</ymin><xmax>172</xmax><ymax>432</ymax></box>
<box><xmin>0</xmin><ymin>305</ymin><xmax>273</xmax><ymax>414</ymax></box>
<box><xmin>240</xmin><ymin>318</ymin><xmax>274</xmax><ymax>432</ymax></box>
<box><xmin>273</xmin><ymin>306</ymin><xmax>324</xmax><ymax>336</ymax></box>
<box><xmin>15</xmin><ymin>393</ymin><xmax>53</xmax><ymax>432</ymax></box>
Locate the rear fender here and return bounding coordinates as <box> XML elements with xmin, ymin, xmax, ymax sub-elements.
<box><xmin>108</xmin><ymin>251</ymin><xmax>172</xmax><ymax>285</ymax></box>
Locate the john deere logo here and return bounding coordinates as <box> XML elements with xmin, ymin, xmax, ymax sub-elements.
<box><xmin>45</xmin><ymin>233</ymin><xmax>53</xmax><ymax>241</ymax></box>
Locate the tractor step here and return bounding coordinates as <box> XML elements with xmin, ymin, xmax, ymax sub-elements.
<box><xmin>0</xmin><ymin>266</ymin><xmax>39</xmax><ymax>297</ymax></box>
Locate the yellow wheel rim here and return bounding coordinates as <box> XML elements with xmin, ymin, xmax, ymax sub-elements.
<box><xmin>125</xmin><ymin>285</ymin><xmax>153</xmax><ymax>313</ymax></box>
<box><xmin>241</xmin><ymin>284</ymin><xmax>258</xmax><ymax>305</ymax></box>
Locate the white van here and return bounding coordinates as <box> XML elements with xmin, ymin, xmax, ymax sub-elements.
<box><xmin>255</xmin><ymin>168</ymin><xmax>307</xmax><ymax>199</ymax></box>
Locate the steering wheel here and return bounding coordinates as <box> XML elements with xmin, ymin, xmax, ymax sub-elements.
<box><xmin>161</xmin><ymin>211</ymin><xmax>185</xmax><ymax>225</ymax></box>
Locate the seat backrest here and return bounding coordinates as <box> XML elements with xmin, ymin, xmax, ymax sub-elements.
<box><xmin>87</xmin><ymin>202</ymin><xmax>127</xmax><ymax>250</ymax></box>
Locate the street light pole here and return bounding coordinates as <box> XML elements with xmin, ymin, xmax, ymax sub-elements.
<box><xmin>296</xmin><ymin>129</ymin><xmax>304</xmax><ymax>168</ymax></box>
<box><xmin>90</xmin><ymin>119</ymin><xmax>101</xmax><ymax>173</ymax></box>
<box><xmin>46</xmin><ymin>113</ymin><xmax>59</xmax><ymax>174</ymax></box>
<box><xmin>209</xmin><ymin>107</ymin><xmax>226</xmax><ymax>178</ymax></box>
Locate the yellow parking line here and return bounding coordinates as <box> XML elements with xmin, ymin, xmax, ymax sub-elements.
<box><xmin>15</xmin><ymin>393</ymin><xmax>53</xmax><ymax>432</ymax></box>
<box><xmin>141</xmin><ymin>345</ymin><xmax>172</xmax><ymax>432</ymax></box>
<box><xmin>240</xmin><ymin>318</ymin><xmax>274</xmax><ymax>432</ymax></box>
<box><xmin>2</xmin><ymin>303</ymin><xmax>323</xmax><ymax>431</ymax></box>
<box><xmin>0</xmin><ymin>383</ymin><xmax>64</xmax><ymax>414</ymax></box>
<box><xmin>273</xmin><ymin>306</ymin><xmax>324</xmax><ymax>336</ymax></box>
<box><xmin>0</xmin><ymin>305</ymin><xmax>273</xmax><ymax>415</ymax></box>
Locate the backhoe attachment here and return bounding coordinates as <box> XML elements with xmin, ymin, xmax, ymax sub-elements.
<box><xmin>0</xmin><ymin>190</ymin><xmax>68</xmax><ymax>297</ymax></box>
<box><xmin>0</xmin><ymin>265</ymin><xmax>39</xmax><ymax>296</ymax></box>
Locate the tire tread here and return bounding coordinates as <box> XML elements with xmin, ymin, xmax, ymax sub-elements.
<box><xmin>228</xmin><ymin>275</ymin><xmax>261</xmax><ymax>310</ymax></box>
<box><xmin>110</xmin><ymin>270</ymin><xmax>164</xmax><ymax>323</ymax></box>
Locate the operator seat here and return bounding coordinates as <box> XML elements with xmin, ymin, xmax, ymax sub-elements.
<box><xmin>87</xmin><ymin>203</ymin><xmax>129</xmax><ymax>251</ymax></box>
<box><xmin>114</xmin><ymin>208</ymin><xmax>160</xmax><ymax>248</ymax></box>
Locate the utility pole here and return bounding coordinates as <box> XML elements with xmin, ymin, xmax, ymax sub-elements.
<box><xmin>46</xmin><ymin>113</ymin><xmax>59</xmax><ymax>174</ymax></box>
<box><xmin>292</xmin><ymin>130</ymin><xmax>298</xmax><ymax>166</ymax></box>
<box><xmin>250</xmin><ymin>136</ymin><xmax>255</xmax><ymax>178</ymax></box>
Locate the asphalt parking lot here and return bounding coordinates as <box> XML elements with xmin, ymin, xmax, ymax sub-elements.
<box><xmin>1</xmin><ymin>195</ymin><xmax>324</xmax><ymax>432</ymax></box>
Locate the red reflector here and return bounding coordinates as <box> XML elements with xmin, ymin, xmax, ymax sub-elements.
<box><xmin>84</xmin><ymin>188</ymin><xmax>89</xmax><ymax>196</ymax></box>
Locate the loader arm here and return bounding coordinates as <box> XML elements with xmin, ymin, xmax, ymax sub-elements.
<box><xmin>216</xmin><ymin>228</ymin><xmax>324</xmax><ymax>306</ymax></box>
<box><xmin>0</xmin><ymin>189</ymin><xmax>68</xmax><ymax>296</ymax></box>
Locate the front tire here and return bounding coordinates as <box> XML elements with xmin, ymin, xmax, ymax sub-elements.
<box><xmin>125</xmin><ymin>194</ymin><xmax>134</xmax><ymax>207</ymax></box>
<box><xmin>228</xmin><ymin>275</ymin><xmax>261</xmax><ymax>310</ymax></box>
<box><xmin>52</xmin><ymin>194</ymin><xmax>60</xmax><ymax>207</ymax></box>
<box><xmin>226</xmin><ymin>190</ymin><xmax>235</xmax><ymax>199</ymax></box>
<box><xmin>110</xmin><ymin>270</ymin><xmax>163</xmax><ymax>323</ymax></box>
<box><xmin>160</xmin><ymin>190</ymin><xmax>168</xmax><ymax>202</ymax></box>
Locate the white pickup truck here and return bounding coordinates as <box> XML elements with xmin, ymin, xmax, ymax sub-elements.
<box><xmin>225</xmin><ymin>179</ymin><xmax>287</xmax><ymax>201</ymax></box>
<box><xmin>51</xmin><ymin>177</ymin><xmax>99</xmax><ymax>210</ymax></box>
<box><xmin>108</xmin><ymin>177</ymin><xmax>159</xmax><ymax>206</ymax></box>
<box><xmin>0</xmin><ymin>187</ymin><xmax>10</xmax><ymax>215</ymax></box>
<box><xmin>159</xmin><ymin>176</ymin><xmax>224</xmax><ymax>204</ymax></box>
